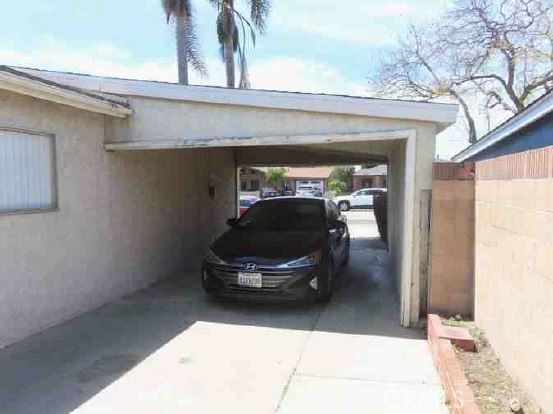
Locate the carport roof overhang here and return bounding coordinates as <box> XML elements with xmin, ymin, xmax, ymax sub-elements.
<box><xmin>16</xmin><ymin>66</ymin><xmax>458</xmax><ymax>132</ymax></box>
<box><xmin>105</xmin><ymin>130</ymin><xmax>412</xmax><ymax>152</ymax></box>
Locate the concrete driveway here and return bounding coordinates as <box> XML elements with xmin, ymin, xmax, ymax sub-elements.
<box><xmin>0</xmin><ymin>211</ymin><xmax>447</xmax><ymax>414</ymax></box>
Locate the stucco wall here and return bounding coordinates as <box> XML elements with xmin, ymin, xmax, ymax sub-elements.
<box><xmin>106</xmin><ymin>96</ymin><xmax>436</xmax><ymax>145</ymax></box>
<box><xmin>387</xmin><ymin>140</ymin><xmax>406</xmax><ymax>296</ymax></box>
<box><xmin>0</xmin><ymin>90</ymin><xmax>236</xmax><ymax>348</ymax></box>
<box><xmin>474</xmin><ymin>147</ymin><xmax>553</xmax><ymax>413</ymax></box>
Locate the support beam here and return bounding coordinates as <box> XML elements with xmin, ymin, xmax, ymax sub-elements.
<box><xmin>104</xmin><ymin>130</ymin><xmax>416</xmax><ymax>151</ymax></box>
<box><xmin>401</xmin><ymin>130</ymin><xmax>418</xmax><ymax>327</ymax></box>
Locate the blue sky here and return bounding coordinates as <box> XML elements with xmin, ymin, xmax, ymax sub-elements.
<box><xmin>0</xmin><ymin>0</ymin><xmax>478</xmax><ymax>158</ymax></box>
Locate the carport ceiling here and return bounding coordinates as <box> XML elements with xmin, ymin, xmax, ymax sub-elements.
<box><xmin>236</xmin><ymin>145</ymin><xmax>387</xmax><ymax>166</ymax></box>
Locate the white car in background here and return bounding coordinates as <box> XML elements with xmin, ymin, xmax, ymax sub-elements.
<box><xmin>333</xmin><ymin>188</ymin><xmax>387</xmax><ymax>211</ymax></box>
<box><xmin>295</xmin><ymin>185</ymin><xmax>322</xmax><ymax>197</ymax></box>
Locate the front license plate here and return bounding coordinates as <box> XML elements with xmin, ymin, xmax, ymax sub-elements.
<box><xmin>237</xmin><ymin>272</ymin><xmax>262</xmax><ymax>288</ymax></box>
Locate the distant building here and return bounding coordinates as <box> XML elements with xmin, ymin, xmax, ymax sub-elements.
<box><xmin>282</xmin><ymin>167</ymin><xmax>333</xmax><ymax>194</ymax></box>
<box><xmin>353</xmin><ymin>165</ymin><xmax>387</xmax><ymax>190</ymax></box>
<box><xmin>239</xmin><ymin>167</ymin><xmax>266</xmax><ymax>192</ymax></box>
<box><xmin>240</xmin><ymin>166</ymin><xmax>333</xmax><ymax>194</ymax></box>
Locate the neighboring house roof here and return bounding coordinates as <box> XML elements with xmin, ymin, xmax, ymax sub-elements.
<box><xmin>452</xmin><ymin>90</ymin><xmax>553</xmax><ymax>162</ymax></box>
<box><xmin>354</xmin><ymin>165</ymin><xmax>388</xmax><ymax>176</ymax></box>
<box><xmin>12</xmin><ymin>66</ymin><xmax>458</xmax><ymax>130</ymax></box>
<box><xmin>253</xmin><ymin>166</ymin><xmax>333</xmax><ymax>179</ymax></box>
<box><xmin>0</xmin><ymin>66</ymin><xmax>132</xmax><ymax>118</ymax></box>
<box><xmin>285</xmin><ymin>167</ymin><xmax>334</xmax><ymax>179</ymax></box>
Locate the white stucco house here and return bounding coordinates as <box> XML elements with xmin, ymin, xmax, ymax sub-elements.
<box><xmin>0</xmin><ymin>65</ymin><xmax>458</xmax><ymax>348</ymax></box>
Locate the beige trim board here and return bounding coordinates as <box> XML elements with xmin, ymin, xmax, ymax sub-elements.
<box><xmin>0</xmin><ymin>69</ymin><xmax>132</xmax><ymax>118</ymax></box>
<box><xmin>105</xmin><ymin>130</ymin><xmax>415</xmax><ymax>151</ymax></box>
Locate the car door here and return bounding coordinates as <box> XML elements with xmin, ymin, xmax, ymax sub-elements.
<box><xmin>353</xmin><ymin>189</ymin><xmax>370</xmax><ymax>207</ymax></box>
<box><xmin>326</xmin><ymin>201</ymin><xmax>346</xmax><ymax>264</ymax></box>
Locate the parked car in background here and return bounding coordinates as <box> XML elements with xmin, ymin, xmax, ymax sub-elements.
<box><xmin>239</xmin><ymin>195</ymin><xmax>258</xmax><ymax>216</ymax></box>
<box><xmin>295</xmin><ymin>185</ymin><xmax>322</xmax><ymax>197</ymax></box>
<box><xmin>202</xmin><ymin>197</ymin><xmax>350</xmax><ymax>303</ymax></box>
<box><xmin>260</xmin><ymin>187</ymin><xmax>279</xmax><ymax>198</ymax></box>
<box><xmin>333</xmin><ymin>188</ymin><xmax>387</xmax><ymax>211</ymax></box>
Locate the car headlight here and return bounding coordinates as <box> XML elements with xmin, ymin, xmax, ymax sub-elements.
<box><xmin>204</xmin><ymin>248</ymin><xmax>226</xmax><ymax>265</ymax></box>
<box><xmin>279</xmin><ymin>250</ymin><xmax>322</xmax><ymax>268</ymax></box>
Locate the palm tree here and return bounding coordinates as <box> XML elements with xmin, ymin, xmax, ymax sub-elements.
<box><xmin>209</xmin><ymin>0</ymin><xmax>271</xmax><ymax>88</ymax></box>
<box><xmin>162</xmin><ymin>0</ymin><xmax>206</xmax><ymax>84</ymax></box>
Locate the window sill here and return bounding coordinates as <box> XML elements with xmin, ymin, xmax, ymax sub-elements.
<box><xmin>0</xmin><ymin>207</ymin><xmax>59</xmax><ymax>217</ymax></box>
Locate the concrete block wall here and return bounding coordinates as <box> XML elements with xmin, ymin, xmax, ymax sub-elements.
<box><xmin>474</xmin><ymin>146</ymin><xmax>553</xmax><ymax>413</ymax></box>
<box><xmin>429</xmin><ymin>162</ymin><xmax>475</xmax><ymax>316</ymax></box>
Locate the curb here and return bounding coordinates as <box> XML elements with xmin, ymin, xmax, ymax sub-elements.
<box><xmin>427</xmin><ymin>314</ymin><xmax>482</xmax><ymax>414</ymax></box>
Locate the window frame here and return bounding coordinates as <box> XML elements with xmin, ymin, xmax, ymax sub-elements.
<box><xmin>0</xmin><ymin>126</ymin><xmax>59</xmax><ymax>216</ymax></box>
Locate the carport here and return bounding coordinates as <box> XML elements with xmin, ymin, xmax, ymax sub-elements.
<box><xmin>20</xmin><ymin>68</ymin><xmax>457</xmax><ymax>327</ymax></box>
<box><xmin>0</xmin><ymin>67</ymin><xmax>462</xmax><ymax>413</ymax></box>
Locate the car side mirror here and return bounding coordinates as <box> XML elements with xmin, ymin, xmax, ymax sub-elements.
<box><xmin>226</xmin><ymin>218</ymin><xmax>238</xmax><ymax>227</ymax></box>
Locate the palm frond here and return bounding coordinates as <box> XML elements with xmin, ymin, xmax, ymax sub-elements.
<box><xmin>235</xmin><ymin>11</ymin><xmax>252</xmax><ymax>89</ymax></box>
<box><xmin>161</xmin><ymin>0</ymin><xmax>192</xmax><ymax>22</ymax></box>
<box><xmin>246</xmin><ymin>0</ymin><xmax>271</xmax><ymax>33</ymax></box>
<box><xmin>216</xmin><ymin>6</ymin><xmax>237</xmax><ymax>44</ymax></box>
<box><xmin>232</xmin><ymin>8</ymin><xmax>257</xmax><ymax>47</ymax></box>
<box><xmin>238</xmin><ymin>48</ymin><xmax>250</xmax><ymax>89</ymax></box>
<box><xmin>205</xmin><ymin>0</ymin><xmax>220</xmax><ymax>8</ymax></box>
<box><xmin>185</xmin><ymin>18</ymin><xmax>208</xmax><ymax>76</ymax></box>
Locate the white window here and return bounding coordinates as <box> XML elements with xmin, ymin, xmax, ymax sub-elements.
<box><xmin>0</xmin><ymin>129</ymin><xmax>57</xmax><ymax>213</ymax></box>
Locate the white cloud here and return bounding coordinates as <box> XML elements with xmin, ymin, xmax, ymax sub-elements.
<box><xmin>0</xmin><ymin>41</ymin><xmax>177</xmax><ymax>82</ymax></box>
<box><xmin>0</xmin><ymin>41</ymin><xmax>366</xmax><ymax>97</ymax></box>
<box><xmin>270</xmin><ymin>0</ymin><xmax>452</xmax><ymax>45</ymax></box>
<box><xmin>248</xmin><ymin>57</ymin><xmax>369</xmax><ymax>96</ymax></box>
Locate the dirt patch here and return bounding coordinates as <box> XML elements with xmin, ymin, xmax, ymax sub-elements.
<box><xmin>442</xmin><ymin>317</ymin><xmax>541</xmax><ymax>414</ymax></box>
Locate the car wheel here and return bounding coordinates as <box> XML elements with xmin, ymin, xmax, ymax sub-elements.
<box><xmin>316</xmin><ymin>260</ymin><xmax>334</xmax><ymax>303</ymax></box>
<box><xmin>338</xmin><ymin>201</ymin><xmax>350</xmax><ymax>211</ymax></box>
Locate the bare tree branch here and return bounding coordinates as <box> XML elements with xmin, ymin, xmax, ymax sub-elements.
<box><xmin>370</xmin><ymin>0</ymin><xmax>553</xmax><ymax>142</ymax></box>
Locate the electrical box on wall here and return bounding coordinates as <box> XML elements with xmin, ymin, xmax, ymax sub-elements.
<box><xmin>209</xmin><ymin>172</ymin><xmax>220</xmax><ymax>200</ymax></box>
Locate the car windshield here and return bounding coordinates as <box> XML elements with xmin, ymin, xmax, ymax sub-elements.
<box><xmin>237</xmin><ymin>199</ymin><xmax>324</xmax><ymax>231</ymax></box>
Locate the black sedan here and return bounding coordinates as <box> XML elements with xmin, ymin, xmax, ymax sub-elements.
<box><xmin>202</xmin><ymin>197</ymin><xmax>350</xmax><ymax>302</ymax></box>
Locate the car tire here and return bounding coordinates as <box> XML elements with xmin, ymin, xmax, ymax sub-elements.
<box><xmin>316</xmin><ymin>260</ymin><xmax>334</xmax><ymax>303</ymax></box>
<box><xmin>338</xmin><ymin>201</ymin><xmax>350</xmax><ymax>211</ymax></box>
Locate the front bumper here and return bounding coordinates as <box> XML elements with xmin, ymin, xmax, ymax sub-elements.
<box><xmin>202</xmin><ymin>261</ymin><xmax>322</xmax><ymax>302</ymax></box>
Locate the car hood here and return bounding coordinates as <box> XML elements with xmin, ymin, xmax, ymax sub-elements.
<box><xmin>211</xmin><ymin>229</ymin><xmax>325</xmax><ymax>265</ymax></box>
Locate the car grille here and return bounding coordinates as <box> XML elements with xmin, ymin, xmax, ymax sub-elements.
<box><xmin>211</xmin><ymin>264</ymin><xmax>296</xmax><ymax>290</ymax></box>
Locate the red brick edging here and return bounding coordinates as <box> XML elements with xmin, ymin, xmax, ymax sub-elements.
<box><xmin>427</xmin><ymin>314</ymin><xmax>482</xmax><ymax>414</ymax></box>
